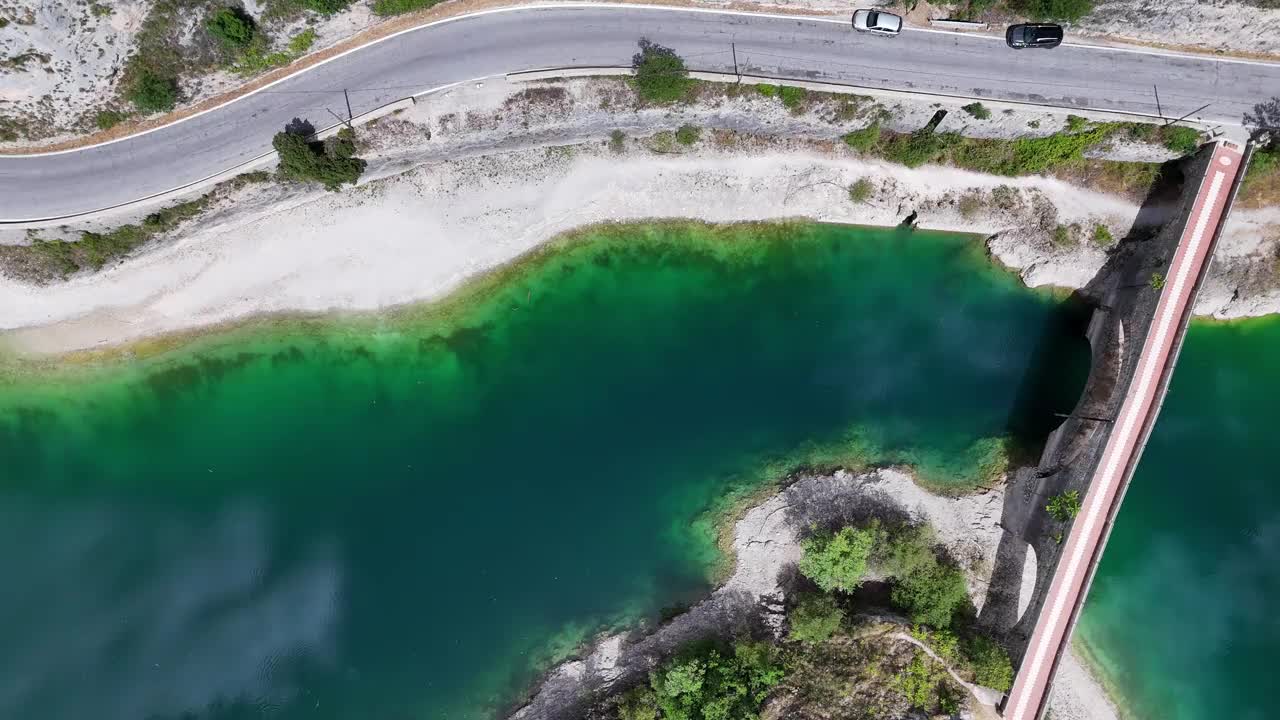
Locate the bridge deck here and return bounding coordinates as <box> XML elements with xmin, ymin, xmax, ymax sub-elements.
<box><xmin>1003</xmin><ymin>140</ymin><xmax>1246</xmax><ymax>720</ymax></box>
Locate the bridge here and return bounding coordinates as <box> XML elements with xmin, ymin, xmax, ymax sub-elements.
<box><xmin>996</xmin><ymin>139</ymin><xmax>1250</xmax><ymax>720</ymax></box>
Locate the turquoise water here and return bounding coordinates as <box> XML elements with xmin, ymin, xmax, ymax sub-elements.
<box><xmin>1079</xmin><ymin>318</ymin><xmax>1280</xmax><ymax>720</ymax></box>
<box><xmin>0</xmin><ymin>223</ymin><xmax>1090</xmax><ymax>720</ymax></box>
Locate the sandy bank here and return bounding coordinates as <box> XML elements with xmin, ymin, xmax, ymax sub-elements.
<box><xmin>0</xmin><ymin>146</ymin><xmax>1142</xmax><ymax>356</ymax></box>
<box><xmin>509</xmin><ymin>468</ymin><xmax>1118</xmax><ymax>720</ymax></box>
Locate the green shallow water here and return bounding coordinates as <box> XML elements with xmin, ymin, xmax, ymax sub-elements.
<box><xmin>0</xmin><ymin>222</ymin><xmax>1092</xmax><ymax>720</ymax></box>
<box><xmin>1079</xmin><ymin>318</ymin><xmax>1280</xmax><ymax>720</ymax></box>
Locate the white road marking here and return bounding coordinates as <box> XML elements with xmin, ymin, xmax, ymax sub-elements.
<box><xmin>1005</xmin><ymin>157</ymin><xmax>1229</xmax><ymax>720</ymax></box>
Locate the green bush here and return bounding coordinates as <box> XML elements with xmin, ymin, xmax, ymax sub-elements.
<box><xmin>1092</xmin><ymin>224</ymin><xmax>1113</xmax><ymax>245</ymax></box>
<box><xmin>1065</xmin><ymin>114</ymin><xmax>1089</xmax><ymax>132</ymax></box>
<box><xmin>621</xmin><ymin>641</ymin><xmax>786</xmax><ymax>720</ymax></box>
<box><xmin>883</xmin><ymin>130</ymin><xmax>960</xmax><ymax>168</ymax></box>
<box><xmin>1045</xmin><ymin>490</ymin><xmax>1082</xmax><ymax>521</ymax></box>
<box><xmin>961</xmin><ymin>102</ymin><xmax>991</xmax><ymax>120</ymax></box>
<box><xmin>273</xmin><ymin>126</ymin><xmax>366</xmax><ymax>190</ymax></box>
<box><xmin>632</xmin><ymin>39</ymin><xmax>693</xmax><ymax>104</ymax></box>
<box><xmin>890</xmin><ymin>560</ymin><xmax>969</xmax><ymax>629</ymax></box>
<box><xmin>779</xmin><ymin>86</ymin><xmax>807</xmax><ymax>112</ymax></box>
<box><xmin>304</xmin><ymin>0</ymin><xmax>349</xmax><ymax>12</ymax></box>
<box><xmin>789</xmin><ymin>594</ymin><xmax>844</xmax><ymax>644</ymax></box>
<box><xmin>848</xmin><ymin>178</ymin><xmax>874</xmax><ymax>203</ymax></box>
<box><xmin>95</xmin><ymin>109</ymin><xmax>129</xmax><ymax>130</ymax></box>
<box><xmin>127</xmin><ymin>69</ymin><xmax>179</xmax><ymax>113</ymax></box>
<box><xmin>799</xmin><ymin>524</ymin><xmax>882</xmax><ymax>593</ymax></box>
<box><xmin>609</xmin><ymin>129</ymin><xmax>626</xmax><ymax>153</ymax></box>
<box><xmin>675</xmin><ymin>124</ymin><xmax>700</xmax><ymax>145</ymax></box>
<box><xmin>842</xmin><ymin>123</ymin><xmax>881</xmax><ymax>152</ymax></box>
<box><xmin>1162</xmin><ymin>125</ymin><xmax>1201</xmax><ymax>155</ymax></box>
<box><xmin>372</xmin><ymin>0</ymin><xmax>439</xmax><ymax>14</ymax></box>
<box><xmin>206</xmin><ymin>7</ymin><xmax>256</xmax><ymax>49</ymax></box>
<box><xmin>755</xmin><ymin>83</ymin><xmax>778</xmax><ymax>98</ymax></box>
<box><xmin>288</xmin><ymin>28</ymin><xmax>317</xmax><ymax>54</ymax></box>
<box><xmin>964</xmin><ymin>635</ymin><xmax>1014</xmax><ymax>692</ymax></box>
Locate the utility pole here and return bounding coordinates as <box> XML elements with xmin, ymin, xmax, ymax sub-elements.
<box><xmin>1153</xmin><ymin>84</ymin><xmax>1163</xmax><ymax>120</ymax></box>
<box><xmin>344</xmin><ymin>89</ymin><xmax>354</xmax><ymax>125</ymax></box>
<box><xmin>731</xmin><ymin>42</ymin><xmax>740</xmax><ymax>82</ymax></box>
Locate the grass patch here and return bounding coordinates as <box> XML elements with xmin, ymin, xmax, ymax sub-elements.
<box><xmin>848</xmin><ymin>178</ymin><xmax>874</xmax><ymax>203</ymax></box>
<box><xmin>675</xmin><ymin>124</ymin><xmax>700</xmax><ymax>145</ymax></box>
<box><xmin>372</xmin><ymin>0</ymin><xmax>442</xmax><ymax>14</ymax></box>
<box><xmin>755</xmin><ymin>83</ymin><xmax>778</xmax><ymax>98</ymax></box>
<box><xmin>1</xmin><ymin>172</ymin><xmax>272</xmax><ymax>283</ymax></box>
<box><xmin>94</xmin><ymin>109</ymin><xmax>131</xmax><ymax>130</ymax></box>
<box><xmin>779</xmin><ymin>86</ymin><xmax>807</xmax><ymax>113</ymax></box>
<box><xmin>1240</xmin><ymin>144</ymin><xmax>1280</xmax><ymax>207</ymax></box>
<box><xmin>961</xmin><ymin>102</ymin><xmax>991</xmax><ymax>120</ymax></box>
<box><xmin>842</xmin><ymin>123</ymin><xmax>882</xmax><ymax>152</ymax></box>
<box><xmin>609</xmin><ymin>129</ymin><xmax>626</xmax><ymax>153</ymax></box>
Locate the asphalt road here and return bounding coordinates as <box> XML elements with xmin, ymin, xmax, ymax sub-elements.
<box><xmin>2</xmin><ymin>5</ymin><xmax>1277</xmax><ymax>221</ymax></box>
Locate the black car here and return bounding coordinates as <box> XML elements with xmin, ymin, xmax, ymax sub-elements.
<box><xmin>1006</xmin><ymin>24</ymin><xmax>1064</xmax><ymax>49</ymax></box>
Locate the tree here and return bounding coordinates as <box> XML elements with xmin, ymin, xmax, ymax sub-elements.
<box><xmin>789</xmin><ymin>593</ymin><xmax>844</xmax><ymax>644</ymax></box>
<box><xmin>272</xmin><ymin>126</ymin><xmax>366</xmax><ymax>190</ymax></box>
<box><xmin>629</xmin><ymin>642</ymin><xmax>785</xmax><ymax>720</ymax></box>
<box><xmin>632</xmin><ymin>39</ymin><xmax>693</xmax><ymax>103</ymax></box>
<box><xmin>964</xmin><ymin>635</ymin><xmax>1014</xmax><ymax>692</ymax></box>
<box><xmin>799</xmin><ymin>524</ymin><xmax>881</xmax><ymax>593</ymax></box>
<box><xmin>127</xmin><ymin>70</ymin><xmax>178</xmax><ymax>113</ymax></box>
<box><xmin>206</xmin><ymin>7</ymin><xmax>256</xmax><ymax>50</ymax></box>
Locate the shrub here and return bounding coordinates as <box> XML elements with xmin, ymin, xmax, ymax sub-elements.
<box><xmin>1065</xmin><ymin>114</ymin><xmax>1088</xmax><ymax>132</ymax></box>
<box><xmin>206</xmin><ymin>7</ymin><xmax>256</xmax><ymax>50</ymax></box>
<box><xmin>1092</xmin><ymin>224</ymin><xmax>1113</xmax><ymax>245</ymax></box>
<box><xmin>127</xmin><ymin>69</ymin><xmax>178</xmax><ymax>113</ymax></box>
<box><xmin>965</xmin><ymin>635</ymin><xmax>1014</xmax><ymax>692</ymax></box>
<box><xmin>675</xmin><ymin>124</ymin><xmax>700</xmax><ymax>145</ymax></box>
<box><xmin>288</xmin><ymin>28</ymin><xmax>317</xmax><ymax>54</ymax></box>
<box><xmin>958</xmin><ymin>191</ymin><xmax>984</xmax><ymax>218</ymax></box>
<box><xmin>789</xmin><ymin>594</ymin><xmax>844</xmax><ymax>644</ymax></box>
<box><xmin>632</xmin><ymin>39</ymin><xmax>693</xmax><ymax>104</ymax></box>
<box><xmin>1150</xmin><ymin>272</ymin><xmax>1166</xmax><ymax>289</ymax></box>
<box><xmin>1162</xmin><ymin>125</ymin><xmax>1201</xmax><ymax>155</ymax></box>
<box><xmin>625</xmin><ymin>641</ymin><xmax>786</xmax><ymax>720</ymax></box>
<box><xmin>755</xmin><ymin>83</ymin><xmax>778</xmax><ymax>98</ymax></box>
<box><xmin>961</xmin><ymin>102</ymin><xmax>991</xmax><ymax>120</ymax></box>
<box><xmin>883</xmin><ymin>130</ymin><xmax>960</xmax><ymax>168</ymax></box>
<box><xmin>1045</xmin><ymin>489</ymin><xmax>1082</xmax><ymax>521</ymax></box>
<box><xmin>1052</xmin><ymin>223</ymin><xmax>1073</xmax><ymax>246</ymax></box>
<box><xmin>609</xmin><ymin>129</ymin><xmax>626</xmax><ymax>153</ymax></box>
<box><xmin>848</xmin><ymin>178</ymin><xmax>874</xmax><ymax>203</ymax></box>
<box><xmin>272</xmin><ymin>126</ymin><xmax>366</xmax><ymax>190</ymax></box>
<box><xmin>372</xmin><ymin>0</ymin><xmax>439</xmax><ymax>14</ymax></box>
<box><xmin>304</xmin><ymin>0</ymin><xmax>350</xmax><ymax>12</ymax></box>
<box><xmin>799</xmin><ymin>525</ymin><xmax>882</xmax><ymax>593</ymax></box>
<box><xmin>890</xmin><ymin>559</ymin><xmax>969</xmax><ymax>628</ymax></box>
<box><xmin>779</xmin><ymin>85</ymin><xmax>807</xmax><ymax>112</ymax></box>
<box><xmin>842</xmin><ymin>123</ymin><xmax>881</xmax><ymax>152</ymax></box>
<box><xmin>95</xmin><ymin>109</ymin><xmax>129</xmax><ymax>130</ymax></box>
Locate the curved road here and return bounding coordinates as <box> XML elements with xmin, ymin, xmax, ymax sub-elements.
<box><xmin>1</xmin><ymin>4</ymin><xmax>1277</xmax><ymax>221</ymax></box>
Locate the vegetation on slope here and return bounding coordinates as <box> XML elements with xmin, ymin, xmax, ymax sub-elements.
<box><xmin>604</xmin><ymin>517</ymin><xmax>1015</xmax><ymax>720</ymax></box>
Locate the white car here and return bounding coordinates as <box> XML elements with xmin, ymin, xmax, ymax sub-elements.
<box><xmin>852</xmin><ymin>9</ymin><xmax>903</xmax><ymax>36</ymax></box>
